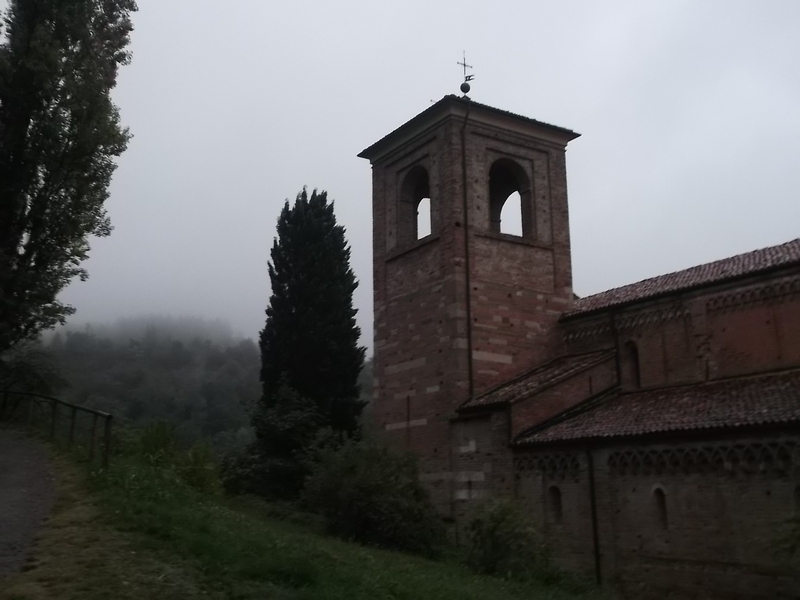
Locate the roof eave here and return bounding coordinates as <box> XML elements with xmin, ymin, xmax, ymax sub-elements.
<box><xmin>514</xmin><ymin>418</ymin><xmax>800</xmax><ymax>448</ymax></box>
<box><xmin>358</xmin><ymin>95</ymin><xmax>580</xmax><ymax>164</ymax></box>
<box><xmin>512</xmin><ymin>386</ymin><xmax>621</xmax><ymax>444</ymax></box>
<box><xmin>563</xmin><ymin>258</ymin><xmax>800</xmax><ymax>321</ymax></box>
<box><xmin>458</xmin><ymin>349</ymin><xmax>616</xmax><ymax>412</ymax></box>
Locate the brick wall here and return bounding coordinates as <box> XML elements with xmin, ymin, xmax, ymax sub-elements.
<box><xmin>517</xmin><ymin>432</ymin><xmax>800</xmax><ymax>598</ymax></box>
<box><xmin>516</xmin><ymin>450</ymin><xmax>597</xmax><ymax>575</ymax></box>
<box><xmin>561</xmin><ymin>271</ymin><xmax>800</xmax><ymax>391</ymax></box>
<box><xmin>369</xmin><ymin>118</ymin><xmax>470</xmax><ymax>513</ymax></box>
<box><xmin>464</xmin><ymin>121</ymin><xmax>574</xmax><ymax>394</ymax></box>
<box><xmin>450</xmin><ymin>409</ymin><xmax>514</xmax><ymax>523</ymax></box>
<box><xmin>707</xmin><ymin>276</ymin><xmax>800</xmax><ymax>378</ymax></box>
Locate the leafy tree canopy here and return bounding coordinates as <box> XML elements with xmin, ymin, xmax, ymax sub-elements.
<box><xmin>0</xmin><ymin>0</ymin><xmax>137</xmax><ymax>353</ymax></box>
<box><xmin>259</xmin><ymin>188</ymin><xmax>365</xmax><ymax>437</ymax></box>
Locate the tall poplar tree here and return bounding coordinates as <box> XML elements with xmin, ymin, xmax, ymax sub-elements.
<box><xmin>0</xmin><ymin>0</ymin><xmax>137</xmax><ymax>354</ymax></box>
<box><xmin>259</xmin><ymin>188</ymin><xmax>365</xmax><ymax>437</ymax></box>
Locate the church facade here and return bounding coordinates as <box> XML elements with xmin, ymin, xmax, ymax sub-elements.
<box><xmin>358</xmin><ymin>95</ymin><xmax>800</xmax><ymax>599</ymax></box>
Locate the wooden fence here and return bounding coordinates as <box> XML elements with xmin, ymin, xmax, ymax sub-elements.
<box><xmin>0</xmin><ymin>391</ymin><xmax>113</xmax><ymax>467</ymax></box>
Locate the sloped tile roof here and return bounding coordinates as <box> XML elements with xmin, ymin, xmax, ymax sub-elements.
<box><xmin>516</xmin><ymin>369</ymin><xmax>800</xmax><ymax>445</ymax></box>
<box><xmin>460</xmin><ymin>349</ymin><xmax>614</xmax><ymax>411</ymax></box>
<box><xmin>359</xmin><ymin>95</ymin><xmax>579</xmax><ymax>160</ymax></box>
<box><xmin>566</xmin><ymin>238</ymin><xmax>800</xmax><ymax>318</ymax></box>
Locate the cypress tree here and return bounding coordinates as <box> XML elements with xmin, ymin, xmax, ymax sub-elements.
<box><xmin>258</xmin><ymin>188</ymin><xmax>365</xmax><ymax>437</ymax></box>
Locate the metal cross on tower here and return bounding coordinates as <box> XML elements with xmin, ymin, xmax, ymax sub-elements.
<box><xmin>457</xmin><ymin>51</ymin><xmax>474</xmax><ymax>95</ymax></box>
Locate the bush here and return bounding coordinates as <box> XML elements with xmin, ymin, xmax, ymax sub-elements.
<box><xmin>220</xmin><ymin>444</ymin><xmax>274</xmax><ymax>496</ymax></box>
<box><xmin>465</xmin><ymin>498</ymin><xmax>551</xmax><ymax>581</ymax></box>
<box><xmin>177</xmin><ymin>442</ymin><xmax>220</xmax><ymax>493</ymax></box>
<box><xmin>247</xmin><ymin>383</ymin><xmax>327</xmax><ymax>499</ymax></box>
<box><xmin>126</xmin><ymin>420</ymin><xmax>179</xmax><ymax>466</ymax></box>
<box><xmin>114</xmin><ymin>421</ymin><xmax>220</xmax><ymax>494</ymax></box>
<box><xmin>303</xmin><ymin>440</ymin><xmax>445</xmax><ymax>557</ymax></box>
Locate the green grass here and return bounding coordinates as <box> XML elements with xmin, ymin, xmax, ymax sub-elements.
<box><xmin>0</xmin><ymin>455</ymin><xmax>211</xmax><ymax>600</ymax></box>
<box><xmin>2</xmin><ymin>447</ymin><xmax>606</xmax><ymax>600</ymax></box>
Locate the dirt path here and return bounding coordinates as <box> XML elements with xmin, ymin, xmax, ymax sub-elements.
<box><xmin>0</xmin><ymin>427</ymin><xmax>55</xmax><ymax>579</ymax></box>
<box><xmin>0</xmin><ymin>454</ymin><xmax>213</xmax><ymax>600</ymax></box>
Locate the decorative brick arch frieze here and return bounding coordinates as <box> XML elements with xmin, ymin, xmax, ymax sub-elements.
<box><xmin>615</xmin><ymin>305</ymin><xmax>691</xmax><ymax>332</ymax></box>
<box><xmin>565</xmin><ymin>275</ymin><xmax>800</xmax><ymax>344</ymax></box>
<box><xmin>608</xmin><ymin>440</ymin><xmax>800</xmax><ymax>477</ymax></box>
<box><xmin>563</xmin><ymin>322</ymin><xmax>611</xmax><ymax>345</ymax></box>
<box><xmin>706</xmin><ymin>276</ymin><xmax>800</xmax><ymax>314</ymax></box>
<box><xmin>563</xmin><ymin>304</ymin><xmax>691</xmax><ymax>345</ymax></box>
<box><xmin>515</xmin><ymin>452</ymin><xmax>582</xmax><ymax>480</ymax></box>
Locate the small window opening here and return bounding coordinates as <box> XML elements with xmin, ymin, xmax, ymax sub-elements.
<box><xmin>499</xmin><ymin>191</ymin><xmax>523</xmax><ymax>236</ymax></box>
<box><xmin>489</xmin><ymin>159</ymin><xmax>531</xmax><ymax>237</ymax></box>
<box><xmin>623</xmin><ymin>341</ymin><xmax>642</xmax><ymax>389</ymax></box>
<box><xmin>548</xmin><ymin>485</ymin><xmax>563</xmax><ymax>524</ymax></box>
<box><xmin>416</xmin><ymin>197</ymin><xmax>431</xmax><ymax>239</ymax></box>
<box><xmin>653</xmin><ymin>488</ymin><xmax>668</xmax><ymax>530</ymax></box>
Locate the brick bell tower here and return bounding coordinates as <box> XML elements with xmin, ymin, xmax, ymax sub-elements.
<box><xmin>358</xmin><ymin>95</ymin><xmax>580</xmax><ymax>511</ymax></box>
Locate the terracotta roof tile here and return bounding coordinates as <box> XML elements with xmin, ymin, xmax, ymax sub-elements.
<box><xmin>516</xmin><ymin>369</ymin><xmax>800</xmax><ymax>445</ymax></box>
<box><xmin>566</xmin><ymin>238</ymin><xmax>800</xmax><ymax>318</ymax></box>
<box><xmin>460</xmin><ymin>350</ymin><xmax>614</xmax><ymax>410</ymax></box>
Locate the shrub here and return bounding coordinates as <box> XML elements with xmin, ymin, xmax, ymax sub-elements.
<box><xmin>124</xmin><ymin>420</ymin><xmax>179</xmax><ymax>466</ymax></box>
<box><xmin>303</xmin><ymin>440</ymin><xmax>445</xmax><ymax>556</ymax></box>
<box><xmin>177</xmin><ymin>442</ymin><xmax>220</xmax><ymax>493</ymax></box>
<box><xmin>114</xmin><ymin>421</ymin><xmax>220</xmax><ymax>494</ymax></box>
<box><xmin>465</xmin><ymin>498</ymin><xmax>551</xmax><ymax>581</ymax></box>
<box><xmin>248</xmin><ymin>383</ymin><xmax>326</xmax><ymax>499</ymax></box>
<box><xmin>220</xmin><ymin>444</ymin><xmax>274</xmax><ymax>496</ymax></box>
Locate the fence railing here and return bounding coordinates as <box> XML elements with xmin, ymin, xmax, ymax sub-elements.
<box><xmin>0</xmin><ymin>391</ymin><xmax>113</xmax><ymax>467</ymax></box>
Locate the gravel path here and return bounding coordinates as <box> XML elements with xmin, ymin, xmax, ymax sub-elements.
<box><xmin>0</xmin><ymin>427</ymin><xmax>55</xmax><ymax>579</ymax></box>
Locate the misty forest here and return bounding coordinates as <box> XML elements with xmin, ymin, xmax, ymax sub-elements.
<box><xmin>30</xmin><ymin>316</ymin><xmax>376</xmax><ymax>456</ymax></box>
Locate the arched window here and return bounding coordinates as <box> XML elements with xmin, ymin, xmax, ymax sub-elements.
<box><xmin>548</xmin><ymin>485</ymin><xmax>563</xmax><ymax>524</ymax></box>
<box><xmin>416</xmin><ymin>196</ymin><xmax>431</xmax><ymax>239</ymax></box>
<box><xmin>653</xmin><ymin>487</ymin><xmax>668</xmax><ymax>530</ymax></box>
<box><xmin>488</xmin><ymin>158</ymin><xmax>531</xmax><ymax>238</ymax></box>
<box><xmin>398</xmin><ymin>165</ymin><xmax>431</xmax><ymax>245</ymax></box>
<box><xmin>623</xmin><ymin>341</ymin><xmax>642</xmax><ymax>389</ymax></box>
<box><xmin>499</xmin><ymin>191</ymin><xmax>522</xmax><ymax>236</ymax></box>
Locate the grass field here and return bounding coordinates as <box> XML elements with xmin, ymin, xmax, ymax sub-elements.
<box><xmin>1</xmin><ymin>447</ymin><xmax>607</xmax><ymax>600</ymax></box>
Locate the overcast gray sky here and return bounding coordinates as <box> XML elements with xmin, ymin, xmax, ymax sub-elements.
<box><xmin>55</xmin><ymin>0</ymin><xmax>800</xmax><ymax>348</ymax></box>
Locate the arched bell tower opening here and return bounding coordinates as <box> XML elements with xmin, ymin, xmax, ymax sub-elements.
<box><xmin>359</xmin><ymin>95</ymin><xmax>579</xmax><ymax>513</ymax></box>
<box><xmin>398</xmin><ymin>165</ymin><xmax>431</xmax><ymax>243</ymax></box>
<box><xmin>499</xmin><ymin>192</ymin><xmax>522</xmax><ymax>236</ymax></box>
<box><xmin>489</xmin><ymin>158</ymin><xmax>531</xmax><ymax>238</ymax></box>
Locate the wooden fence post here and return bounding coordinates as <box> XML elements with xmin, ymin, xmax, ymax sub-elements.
<box><xmin>4</xmin><ymin>392</ymin><xmax>113</xmax><ymax>462</ymax></box>
<box><xmin>68</xmin><ymin>407</ymin><xmax>78</xmax><ymax>447</ymax></box>
<box><xmin>89</xmin><ymin>413</ymin><xmax>99</xmax><ymax>461</ymax></box>
<box><xmin>102</xmin><ymin>416</ymin><xmax>113</xmax><ymax>469</ymax></box>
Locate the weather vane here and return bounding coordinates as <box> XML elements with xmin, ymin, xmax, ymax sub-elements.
<box><xmin>457</xmin><ymin>51</ymin><xmax>474</xmax><ymax>96</ymax></box>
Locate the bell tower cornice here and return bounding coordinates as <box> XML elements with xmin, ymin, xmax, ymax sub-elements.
<box><xmin>358</xmin><ymin>95</ymin><xmax>580</xmax><ymax>164</ymax></box>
